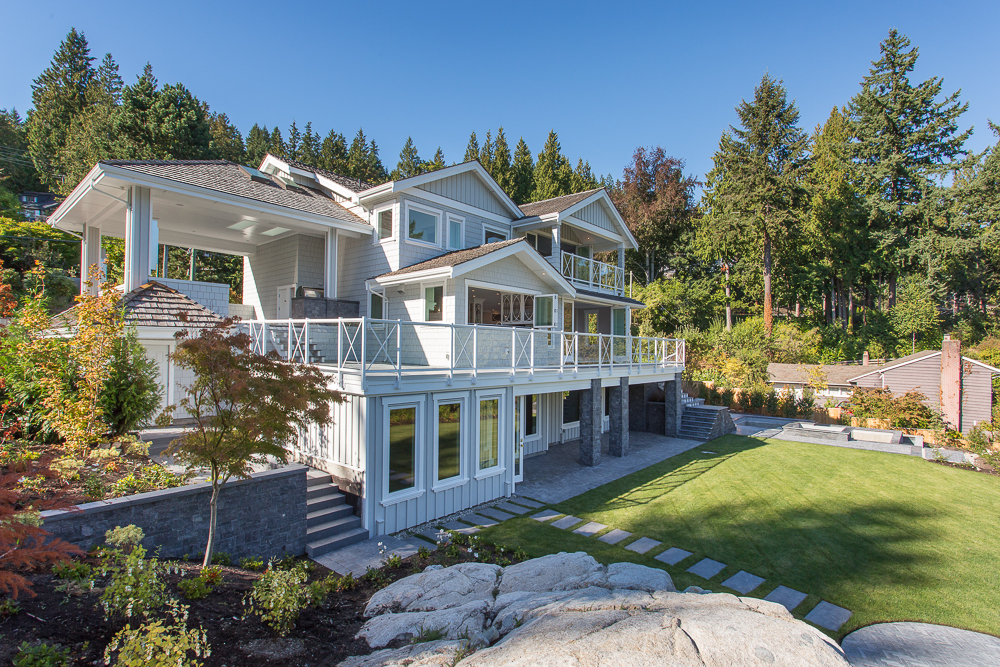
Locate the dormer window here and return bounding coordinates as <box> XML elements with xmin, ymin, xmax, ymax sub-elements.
<box><xmin>405</xmin><ymin>201</ymin><xmax>441</xmax><ymax>247</ymax></box>
<box><xmin>484</xmin><ymin>226</ymin><xmax>507</xmax><ymax>244</ymax></box>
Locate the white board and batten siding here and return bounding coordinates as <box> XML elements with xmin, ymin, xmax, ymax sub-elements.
<box><xmin>416</xmin><ymin>171</ymin><xmax>511</xmax><ymax>218</ymax></box>
<box><xmin>571</xmin><ymin>200</ymin><xmax>615</xmax><ymax>233</ymax></box>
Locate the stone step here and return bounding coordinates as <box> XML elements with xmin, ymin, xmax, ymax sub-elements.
<box><xmin>307</xmin><ymin>515</ymin><xmax>363</xmax><ymax>542</ymax></box>
<box><xmin>307</xmin><ymin>482</ymin><xmax>340</xmax><ymax>501</ymax></box>
<box><xmin>307</xmin><ymin>492</ymin><xmax>347</xmax><ymax>513</ymax></box>
<box><xmin>307</xmin><ymin>503</ymin><xmax>355</xmax><ymax>527</ymax></box>
<box><xmin>306</xmin><ymin>470</ymin><xmax>332</xmax><ymax>486</ymax></box>
<box><xmin>306</xmin><ymin>526</ymin><xmax>369</xmax><ymax>557</ymax></box>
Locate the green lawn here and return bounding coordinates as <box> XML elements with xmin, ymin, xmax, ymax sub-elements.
<box><xmin>481</xmin><ymin>435</ymin><xmax>1000</xmax><ymax>638</ymax></box>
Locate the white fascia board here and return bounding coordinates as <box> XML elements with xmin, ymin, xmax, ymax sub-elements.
<box><xmin>846</xmin><ymin>352</ymin><xmax>940</xmax><ymax>383</ymax></box>
<box><xmin>562</xmin><ymin>215</ymin><xmax>626</xmax><ymax>245</ymax></box>
<box><xmin>262</xmin><ymin>155</ymin><xmax>361</xmax><ymax>201</ymax></box>
<box><xmin>375</xmin><ymin>266</ymin><xmax>453</xmax><ymax>286</ymax></box>
<box><xmin>48</xmin><ymin>163</ymin><xmax>106</xmax><ymax>230</ymax></box>
<box><xmin>559</xmin><ymin>190</ymin><xmax>639</xmax><ymax>250</ymax></box>
<box><xmin>94</xmin><ymin>164</ymin><xmax>373</xmax><ymax>237</ymax></box>
<box><xmin>572</xmin><ymin>291</ymin><xmax>641</xmax><ymax>308</ymax></box>
<box><xmin>314</xmin><ymin>173</ymin><xmax>368</xmax><ymax>201</ymax></box>
<box><xmin>511</xmin><ymin>213</ymin><xmax>561</xmax><ymax>231</ymax></box>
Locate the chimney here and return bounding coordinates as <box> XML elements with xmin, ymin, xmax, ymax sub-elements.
<box><xmin>940</xmin><ymin>335</ymin><xmax>962</xmax><ymax>432</ymax></box>
<box><xmin>863</xmin><ymin>351</ymin><xmax>869</xmax><ymax>366</ymax></box>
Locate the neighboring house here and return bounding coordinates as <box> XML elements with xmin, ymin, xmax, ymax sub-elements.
<box><xmin>47</xmin><ymin>156</ymin><xmax>685</xmax><ymax>540</ymax></box>
<box><xmin>769</xmin><ymin>339</ymin><xmax>999</xmax><ymax>434</ymax></box>
<box><xmin>19</xmin><ymin>191</ymin><xmax>60</xmax><ymax>221</ymax></box>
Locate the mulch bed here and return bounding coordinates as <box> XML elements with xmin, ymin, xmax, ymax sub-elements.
<box><xmin>0</xmin><ymin>541</ymin><xmax>510</xmax><ymax>666</ymax></box>
<box><xmin>927</xmin><ymin>458</ymin><xmax>999</xmax><ymax>475</ymax></box>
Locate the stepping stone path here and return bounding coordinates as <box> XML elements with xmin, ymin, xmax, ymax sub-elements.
<box><xmin>510</xmin><ymin>498</ymin><xmax>544</xmax><ymax>509</ymax></box>
<box><xmin>655</xmin><ymin>547</ymin><xmax>692</xmax><ymax>565</ymax></box>
<box><xmin>763</xmin><ymin>585</ymin><xmax>807</xmax><ymax>612</ymax></box>
<box><xmin>551</xmin><ymin>515</ymin><xmax>583</xmax><ymax>530</ymax></box>
<box><xmin>441</xmin><ymin>520</ymin><xmax>479</xmax><ymax>535</ymax></box>
<box><xmin>464</xmin><ymin>513</ymin><xmax>499</xmax><ymax>527</ymax></box>
<box><xmin>624</xmin><ymin>537</ymin><xmax>661</xmax><ymax>554</ymax></box>
<box><xmin>597</xmin><ymin>528</ymin><xmax>632</xmax><ymax>545</ymax></box>
<box><xmin>416</xmin><ymin>528</ymin><xmax>448</xmax><ymax>546</ymax></box>
<box><xmin>496</xmin><ymin>502</ymin><xmax>531</xmax><ymax>515</ymax></box>
<box><xmin>478</xmin><ymin>507</ymin><xmax>516</xmax><ymax>522</ymax></box>
<box><xmin>572</xmin><ymin>521</ymin><xmax>607</xmax><ymax>537</ymax></box>
<box><xmin>805</xmin><ymin>601</ymin><xmax>852</xmax><ymax>632</ymax></box>
<box><xmin>722</xmin><ymin>570</ymin><xmax>765</xmax><ymax>594</ymax></box>
<box><xmin>531</xmin><ymin>509</ymin><xmax>560</xmax><ymax>522</ymax></box>
<box><xmin>687</xmin><ymin>558</ymin><xmax>726</xmax><ymax>580</ymax></box>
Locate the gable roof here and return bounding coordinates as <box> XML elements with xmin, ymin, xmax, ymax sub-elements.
<box><xmin>768</xmin><ymin>363</ymin><xmax>871</xmax><ymax>386</ymax></box>
<box><xmin>514</xmin><ymin>188</ymin><xmax>639</xmax><ymax>251</ymax></box>
<box><xmin>263</xmin><ymin>155</ymin><xmax>374</xmax><ymax>193</ymax></box>
<box><xmin>374</xmin><ymin>238</ymin><xmax>524</xmax><ymax>279</ymax></box>
<box><xmin>55</xmin><ymin>281</ymin><xmax>223</xmax><ymax>329</ymax></box>
<box><xmin>846</xmin><ymin>350</ymin><xmax>939</xmax><ymax>382</ymax></box>
<box><xmin>517</xmin><ymin>189</ymin><xmax>602</xmax><ymax>217</ymax></box>
<box><xmin>99</xmin><ymin>160</ymin><xmax>365</xmax><ymax>224</ymax></box>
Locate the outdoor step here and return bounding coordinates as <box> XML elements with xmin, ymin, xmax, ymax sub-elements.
<box><xmin>307</xmin><ymin>503</ymin><xmax>355</xmax><ymax>527</ymax></box>
<box><xmin>306</xmin><ymin>526</ymin><xmax>369</xmax><ymax>558</ymax></box>
<box><xmin>307</xmin><ymin>470</ymin><xmax>333</xmax><ymax>487</ymax></box>
<box><xmin>307</xmin><ymin>483</ymin><xmax>340</xmax><ymax>500</ymax></box>
<box><xmin>307</xmin><ymin>515</ymin><xmax>363</xmax><ymax>542</ymax></box>
<box><xmin>682</xmin><ymin>414</ymin><xmax>716</xmax><ymax>422</ymax></box>
<box><xmin>306</xmin><ymin>493</ymin><xmax>347</xmax><ymax>513</ymax></box>
<box><xmin>681</xmin><ymin>418</ymin><xmax>716</xmax><ymax>426</ymax></box>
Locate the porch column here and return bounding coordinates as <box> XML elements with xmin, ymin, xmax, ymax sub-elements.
<box><xmin>324</xmin><ymin>229</ymin><xmax>338</xmax><ymax>299</ymax></box>
<box><xmin>80</xmin><ymin>223</ymin><xmax>102</xmax><ymax>295</ymax></box>
<box><xmin>123</xmin><ymin>185</ymin><xmax>153</xmax><ymax>291</ymax></box>
<box><xmin>579</xmin><ymin>378</ymin><xmax>602</xmax><ymax>466</ymax></box>
<box><xmin>609</xmin><ymin>376</ymin><xmax>629</xmax><ymax>457</ymax></box>
<box><xmin>664</xmin><ymin>376</ymin><xmax>682</xmax><ymax>438</ymax></box>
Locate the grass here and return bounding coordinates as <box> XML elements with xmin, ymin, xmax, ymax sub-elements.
<box><xmin>481</xmin><ymin>434</ymin><xmax>1000</xmax><ymax>638</ymax></box>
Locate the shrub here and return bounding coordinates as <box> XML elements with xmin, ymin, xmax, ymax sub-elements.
<box><xmin>52</xmin><ymin>560</ymin><xmax>92</xmax><ymax>582</ymax></box>
<box><xmin>736</xmin><ymin>389</ymin><xmax>752</xmax><ymax>413</ymax></box>
<box><xmin>796</xmin><ymin>390</ymin><xmax>816</xmax><ymax>417</ymax></box>
<box><xmin>329</xmin><ymin>572</ymin><xmax>357</xmax><ymax>592</ymax></box>
<box><xmin>99</xmin><ymin>539</ymin><xmax>174</xmax><ymax>620</ymax></box>
<box><xmin>845</xmin><ymin>387</ymin><xmax>939</xmax><ymax>429</ymax></box>
<box><xmin>748</xmin><ymin>387</ymin><xmax>766</xmax><ymax>414</ymax></box>
<box><xmin>108</xmin><ymin>465</ymin><xmax>181</xmax><ymax>498</ymax></box>
<box><xmin>100</xmin><ymin>326</ymin><xmax>162</xmax><ymax>437</ymax></box>
<box><xmin>177</xmin><ymin>577</ymin><xmax>211</xmax><ymax>601</ymax></box>
<box><xmin>764</xmin><ymin>388</ymin><xmax>779</xmax><ymax>416</ymax></box>
<box><xmin>718</xmin><ymin>388</ymin><xmax>734</xmax><ymax>409</ymax></box>
<box><xmin>238</xmin><ymin>557</ymin><xmax>264</xmax><ymax>571</ymax></box>
<box><xmin>104</xmin><ymin>599</ymin><xmax>210</xmax><ymax>667</ymax></box>
<box><xmin>778</xmin><ymin>390</ymin><xmax>798</xmax><ymax>418</ymax></box>
<box><xmin>243</xmin><ymin>563</ymin><xmax>308</xmax><ymax>636</ymax></box>
<box><xmin>1</xmin><ymin>597</ymin><xmax>20</xmax><ymax>617</ymax></box>
<box><xmin>210</xmin><ymin>551</ymin><xmax>231</xmax><ymax>566</ymax></box>
<box><xmin>105</xmin><ymin>525</ymin><xmax>145</xmax><ymax>551</ymax></box>
<box><xmin>12</xmin><ymin>642</ymin><xmax>70</xmax><ymax>667</ymax></box>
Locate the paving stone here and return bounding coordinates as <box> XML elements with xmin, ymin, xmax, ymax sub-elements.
<box><xmin>624</xmin><ymin>537</ymin><xmax>661</xmax><ymax>554</ymax></box>
<box><xmin>509</xmin><ymin>498</ymin><xmax>544</xmax><ymax>509</ymax></box>
<box><xmin>441</xmin><ymin>520</ymin><xmax>480</xmax><ymax>535</ymax></box>
<box><xmin>572</xmin><ymin>521</ymin><xmax>607</xmax><ymax>537</ymax></box>
<box><xmin>464</xmin><ymin>514</ymin><xmax>499</xmax><ymax>527</ymax></box>
<box><xmin>763</xmin><ymin>585</ymin><xmax>807</xmax><ymax>611</ymax></box>
<box><xmin>495</xmin><ymin>502</ymin><xmax>530</xmax><ymax>515</ymax></box>
<box><xmin>721</xmin><ymin>570</ymin><xmax>765</xmax><ymax>594</ymax></box>
<box><xmin>654</xmin><ymin>547</ymin><xmax>693</xmax><ymax>565</ymax></box>
<box><xmin>686</xmin><ymin>558</ymin><xmax>726</xmax><ymax>580</ymax></box>
<box><xmin>805</xmin><ymin>600</ymin><xmax>852</xmax><ymax>631</ymax></box>
<box><xmin>415</xmin><ymin>528</ymin><xmax>449</xmax><ymax>546</ymax></box>
<box><xmin>550</xmin><ymin>515</ymin><xmax>583</xmax><ymax>530</ymax></box>
<box><xmin>531</xmin><ymin>509</ymin><xmax>561</xmax><ymax>522</ymax></box>
<box><xmin>597</xmin><ymin>528</ymin><xmax>632</xmax><ymax>545</ymax></box>
<box><xmin>478</xmin><ymin>507</ymin><xmax>516</xmax><ymax>522</ymax></box>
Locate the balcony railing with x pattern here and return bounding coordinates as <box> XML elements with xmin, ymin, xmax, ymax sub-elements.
<box><xmin>560</xmin><ymin>251</ymin><xmax>625</xmax><ymax>295</ymax></box>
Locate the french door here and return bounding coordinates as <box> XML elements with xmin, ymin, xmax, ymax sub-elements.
<box><xmin>513</xmin><ymin>395</ymin><xmax>525</xmax><ymax>483</ymax></box>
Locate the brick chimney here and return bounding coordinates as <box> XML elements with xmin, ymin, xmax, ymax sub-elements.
<box><xmin>940</xmin><ymin>335</ymin><xmax>962</xmax><ymax>432</ymax></box>
<box><xmin>863</xmin><ymin>351</ymin><xmax>869</xmax><ymax>366</ymax></box>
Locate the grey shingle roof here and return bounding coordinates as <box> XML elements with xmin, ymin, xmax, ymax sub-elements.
<box><xmin>101</xmin><ymin>160</ymin><xmax>366</xmax><ymax>224</ymax></box>
<box><xmin>279</xmin><ymin>157</ymin><xmax>374</xmax><ymax>193</ymax></box>
<box><xmin>768</xmin><ymin>363</ymin><xmax>869</xmax><ymax>386</ymax></box>
<box><xmin>574</xmin><ymin>288</ymin><xmax>645</xmax><ymax>307</ymax></box>
<box><xmin>374</xmin><ymin>238</ymin><xmax>526</xmax><ymax>279</ymax></box>
<box><xmin>54</xmin><ymin>281</ymin><xmax>223</xmax><ymax>328</ymax></box>
<box><xmin>517</xmin><ymin>188</ymin><xmax>602</xmax><ymax>218</ymax></box>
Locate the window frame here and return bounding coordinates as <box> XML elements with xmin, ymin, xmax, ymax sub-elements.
<box><xmin>446</xmin><ymin>213</ymin><xmax>465</xmax><ymax>251</ymax></box>
<box><xmin>432</xmin><ymin>392</ymin><xmax>468</xmax><ymax>491</ymax></box>
<box><xmin>523</xmin><ymin>393</ymin><xmax>540</xmax><ymax>441</ymax></box>
<box><xmin>482</xmin><ymin>224</ymin><xmax>508</xmax><ymax>245</ymax></box>
<box><xmin>380</xmin><ymin>395</ymin><xmax>425</xmax><ymax>505</ymax></box>
<box><xmin>422</xmin><ymin>282</ymin><xmax>445</xmax><ymax>322</ymax></box>
<box><xmin>474</xmin><ymin>390</ymin><xmax>505</xmax><ymax>480</ymax></box>
<box><xmin>403</xmin><ymin>200</ymin><xmax>443</xmax><ymax>248</ymax></box>
<box><xmin>373</xmin><ymin>203</ymin><xmax>396</xmax><ymax>243</ymax></box>
<box><xmin>369</xmin><ymin>289</ymin><xmax>386</xmax><ymax>321</ymax></box>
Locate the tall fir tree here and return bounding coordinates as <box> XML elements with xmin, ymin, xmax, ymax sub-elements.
<box><xmin>391</xmin><ymin>136</ymin><xmax>422</xmax><ymax>180</ymax></box>
<box><xmin>286</xmin><ymin>120</ymin><xmax>301</xmax><ymax>159</ymax></box>
<box><xmin>531</xmin><ymin>130</ymin><xmax>572</xmax><ymax>202</ymax></box>
<box><xmin>463</xmin><ymin>131</ymin><xmax>480</xmax><ymax>163</ymax></box>
<box><xmin>319</xmin><ymin>129</ymin><xmax>348</xmax><ymax>173</ymax></box>
<box><xmin>269</xmin><ymin>126</ymin><xmax>286</xmax><ymax>157</ymax></box>
<box><xmin>570</xmin><ymin>158</ymin><xmax>599</xmax><ymax>192</ymax></box>
<box><xmin>299</xmin><ymin>121</ymin><xmax>320</xmax><ymax>166</ymax></box>
<box><xmin>480</xmin><ymin>129</ymin><xmax>494</xmax><ymax>172</ymax></box>
<box><xmin>510</xmin><ymin>137</ymin><xmax>535</xmax><ymax>204</ymax></box>
<box><xmin>91</xmin><ymin>53</ymin><xmax>123</xmax><ymax>106</ymax></box>
<box><xmin>207</xmin><ymin>112</ymin><xmax>245</xmax><ymax>163</ymax></box>
<box><xmin>366</xmin><ymin>140</ymin><xmax>387</xmax><ymax>184</ymax></box>
<box><xmin>424</xmin><ymin>147</ymin><xmax>446</xmax><ymax>172</ymax></box>
<box><xmin>346</xmin><ymin>128</ymin><xmax>370</xmax><ymax>180</ymax></box>
<box><xmin>0</xmin><ymin>109</ymin><xmax>42</xmax><ymax>192</ymax></box>
<box><xmin>491</xmin><ymin>127</ymin><xmax>513</xmax><ymax>193</ymax></box>
<box><xmin>699</xmin><ymin>74</ymin><xmax>809</xmax><ymax>334</ymax></box>
<box><xmin>245</xmin><ymin>124</ymin><xmax>271</xmax><ymax>166</ymax></box>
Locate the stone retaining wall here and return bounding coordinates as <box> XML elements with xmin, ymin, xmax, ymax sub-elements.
<box><xmin>40</xmin><ymin>465</ymin><xmax>307</xmax><ymax>559</ymax></box>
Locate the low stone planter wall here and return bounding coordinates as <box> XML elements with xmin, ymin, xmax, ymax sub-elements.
<box><xmin>40</xmin><ymin>465</ymin><xmax>307</xmax><ymax>559</ymax></box>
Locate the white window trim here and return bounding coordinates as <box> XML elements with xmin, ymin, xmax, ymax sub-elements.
<box><xmin>432</xmin><ymin>392</ymin><xmax>468</xmax><ymax>492</ymax></box>
<box><xmin>421</xmin><ymin>281</ymin><xmax>446</xmax><ymax>323</ymax></box>
<box><xmin>373</xmin><ymin>203</ymin><xmax>397</xmax><ymax>244</ymax></box>
<box><xmin>482</xmin><ymin>223</ymin><xmax>509</xmax><ymax>245</ymax></box>
<box><xmin>368</xmin><ymin>288</ymin><xmax>387</xmax><ymax>321</ymax></box>
<box><xmin>474</xmin><ymin>390</ymin><xmax>505</xmax><ymax>480</ymax></box>
<box><xmin>446</xmin><ymin>213</ymin><xmax>465</xmax><ymax>251</ymax></box>
<box><xmin>380</xmin><ymin>395</ymin><xmax>426</xmax><ymax>505</ymax></box>
<box><xmin>521</xmin><ymin>393</ymin><xmax>541</xmax><ymax>443</ymax></box>
<box><xmin>403</xmin><ymin>200</ymin><xmax>443</xmax><ymax>248</ymax></box>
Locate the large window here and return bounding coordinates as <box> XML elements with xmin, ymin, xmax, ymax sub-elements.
<box><xmin>387</xmin><ymin>406</ymin><xmax>416</xmax><ymax>494</ymax></box>
<box><xmin>563</xmin><ymin>390</ymin><xmax>581</xmax><ymax>424</ymax></box>
<box><xmin>447</xmin><ymin>214</ymin><xmax>464</xmax><ymax>250</ymax></box>
<box><xmin>526</xmin><ymin>232</ymin><xmax>552</xmax><ymax>256</ymax></box>
<box><xmin>424</xmin><ymin>285</ymin><xmax>443</xmax><ymax>321</ymax></box>
<box><xmin>378</xmin><ymin>209</ymin><xmax>393</xmax><ymax>240</ymax></box>
<box><xmin>437</xmin><ymin>401</ymin><xmax>462</xmax><ymax>482</ymax></box>
<box><xmin>370</xmin><ymin>292</ymin><xmax>384</xmax><ymax>319</ymax></box>
<box><xmin>479</xmin><ymin>397</ymin><xmax>500</xmax><ymax>471</ymax></box>
<box><xmin>484</xmin><ymin>227</ymin><xmax>507</xmax><ymax>244</ymax></box>
<box><xmin>407</xmin><ymin>205</ymin><xmax>439</xmax><ymax>245</ymax></box>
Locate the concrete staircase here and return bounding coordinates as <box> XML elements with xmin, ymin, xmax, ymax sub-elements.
<box><xmin>306</xmin><ymin>470</ymin><xmax>367</xmax><ymax>558</ymax></box>
<box><xmin>679</xmin><ymin>405</ymin><xmax>717</xmax><ymax>440</ymax></box>
<box><xmin>270</xmin><ymin>330</ymin><xmax>328</xmax><ymax>364</ymax></box>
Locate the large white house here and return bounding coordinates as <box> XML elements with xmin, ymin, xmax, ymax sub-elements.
<box><xmin>48</xmin><ymin>156</ymin><xmax>685</xmax><ymax>552</ymax></box>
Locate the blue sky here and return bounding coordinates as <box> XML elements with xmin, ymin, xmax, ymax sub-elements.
<box><xmin>2</xmin><ymin>0</ymin><xmax>997</xmax><ymax>183</ymax></box>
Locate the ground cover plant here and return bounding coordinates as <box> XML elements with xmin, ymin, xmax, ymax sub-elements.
<box><xmin>481</xmin><ymin>434</ymin><xmax>1000</xmax><ymax>638</ymax></box>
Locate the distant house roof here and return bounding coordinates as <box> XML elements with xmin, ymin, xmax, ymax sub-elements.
<box><xmin>100</xmin><ymin>160</ymin><xmax>366</xmax><ymax>224</ymax></box>
<box><xmin>845</xmin><ymin>350</ymin><xmax>940</xmax><ymax>382</ymax></box>
<box><xmin>768</xmin><ymin>363</ymin><xmax>869</xmax><ymax>386</ymax></box>
<box><xmin>374</xmin><ymin>238</ymin><xmax>525</xmax><ymax>279</ymax></box>
<box><xmin>55</xmin><ymin>281</ymin><xmax>222</xmax><ymax>329</ymax></box>
<box><xmin>275</xmin><ymin>157</ymin><xmax>374</xmax><ymax>193</ymax></box>
<box><xmin>517</xmin><ymin>189</ymin><xmax>602</xmax><ymax>218</ymax></box>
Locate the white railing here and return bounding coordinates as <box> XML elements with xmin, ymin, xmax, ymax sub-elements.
<box><xmin>242</xmin><ymin>318</ymin><xmax>684</xmax><ymax>386</ymax></box>
<box><xmin>560</xmin><ymin>251</ymin><xmax>625</xmax><ymax>295</ymax></box>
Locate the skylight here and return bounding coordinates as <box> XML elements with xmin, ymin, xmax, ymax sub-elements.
<box><xmin>227</xmin><ymin>220</ymin><xmax>256</xmax><ymax>231</ymax></box>
<box><xmin>261</xmin><ymin>227</ymin><xmax>290</xmax><ymax>237</ymax></box>
<box><xmin>238</xmin><ymin>165</ymin><xmax>272</xmax><ymax>183</ymax></box>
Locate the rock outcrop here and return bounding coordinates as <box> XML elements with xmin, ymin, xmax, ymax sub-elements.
<box><xmin>345</xmin><ymin>552</ymin><xmax>848</xmax><ymax>667</ymax></box>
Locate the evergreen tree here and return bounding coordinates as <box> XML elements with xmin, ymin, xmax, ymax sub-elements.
<box><xmin>245</xmin><ymin>124</ymin><xmax>271</xmax><ymax>166</ymax></box>
<box><xmin>299</xmin><ymin>122</ymin><xmax>320</xmax><ymax>166</ymax></box>
<box><xmin>346</xmin><ymin>128</ymin><xmax>370</xmax><ymax>180</ymax></box>
<box><xmin>570</xmin><ymin>158</ymin><xmax>599</xmax><ymax>192</ymax></box>
<box><xmin>366</xmin><ymin>140</ymin><xmax>387</xmax><ymax>184</ymax></box>
<box><xmin>207</xmin><ymin>112</ymin><xmax>245</xmax><ymax>162</ymax></box>
<box><xmin>286</xmin><ymin>120</ymin><xmax>301</xmax><ymax>159</ymax></box>
<box><xmin>91</xmin><ymin>53</ymin><xmax>123</xmax><ymax>106</ymax></box>
<box><xmin>532</xmin><ymin>130</ymin><xmax>572</xmax><ymax>202</ymax></box>
<box><xmin>480</xmin><ymin>129</ymin><xmax>494</xmax><ymax>172</ymax></box>
<box><xmin>889</xmin><ymin>275</ymin><xmax>941</xmax><ymax>353</ymax></box>
<box><xmin>0</xmin><ymin>109</ymin><xmax>43</xmax><ymax>192</ymax></box>
<box><xmin>510</xmin><ymin>137</ymin><xmax>534</xmax><ymax>204</ymax></box>
<box><xmin>319</xmin><ymin>129</ymin><xmax>348</xmax><ymax>173</ymax></box>
<box><xmin>424</xmin><ymin>147</ymin><xmax>446</xmax><ymax>172</ymax></box>
<box><xmin>269</xmin><ymin>126</ymin><xmax>286</xmax><ymax>158</ymax></box>
<box><xmin>391</xmin><ymin>136</ymin><xmax>422</xmax><ymax>180</ymax></box>
<box><xmin>491</xmin><ymin>127</ymin><xmax>513</xmax><ymax>193</ymax></box>
<box><xmin>463</xmin><ymin>131</ymin><xmax>479</xmax><ymax>163</ymax></box>
<box><xmin>27</xmin><ymin>28</ymin><xmax>96</xmax><ymax>188</ymax></box>
<box><xmin>699</xmin><ymin>74</ymin><xmax>809</xmax><ymax>334</ymax></box>
<box><xmin>848</xmin><ymin>29</ymin><xmax>971</xmax><ymax>302</ymax></box>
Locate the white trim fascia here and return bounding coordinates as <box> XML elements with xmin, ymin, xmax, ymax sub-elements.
<box><xmin>372</xmin><ymin>201</ymin><xmax>397</xmax><ymax>245</ymax></box>
<box><xmin>403</xmin><ymin>199</ymin><xmax>443</xmax><ymax>248</ymax></box>
<box><xmin>571</xmin><ymin>291</ymin><xmax>642</xmax><ymax>308</ymax></box>
<box><xmin>450</xmin><ymin>243</ymin><xmax>576</xmax><ymax>295</ymax></box>
<box><xmin>561</xmin><ymin>215</ymin><xmax>627</xmax><ymax>246</ymax></box>
<box><xmin>511</xmin><ymin>213</ymin><xmax>560</xmax><ymax>231</ymax></box>
<box><xmin>48</xmin><ymin>163</ymin><xmax>106</xmax><ymax>229</ymax></box>
<box><xmin>474</xmin><ymin>389</ymin><xmax>505</xmax><ymax>480</ymax></box>
<box><xmin>379</xmin><ymin>394</ymin><xmax>426</xmax><ymax>506</ymax></box>
<box><xmin>376</xmin><ymin>266</ymin><xmax>453</xmax><ymax>287</ymax></box>
<box><xmin>464</xmin><ymin>278</ymin><xmax>543</xmax><ymax>296</ymax></box>
<box><xmin>558</xmin><ymin>190</ymin><xmax>640</xmax><ymax>250</ymax></box>
<box><xmin>445</xmin><ymin>212</ymin><xmax>465</xmax><ymax>251</ymax></box>
<box><xmin>846</xmin><ymin>352</ymin><xmax>940</xmax><ymax>383</ymax></box>
<box><xmin>400</xmin><ymin>188</ymin><xmax>515</xmax><ymax>225</ymax></box>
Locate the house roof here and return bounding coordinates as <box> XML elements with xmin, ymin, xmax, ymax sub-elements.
<box><xmin>374</xmin><ymin>238</ymin><xmax>525</xmax><ymax>279</ymax></box>
<box><xmin>517</xmin><ymin>189</ymin><xmax>602</xmax><ymax>218</ymax></box>
<box><xmin>100</xmin><ymin>160</ymin><xmax>366</xmax><ymax>224</ymax></box>
<box><xmin>574</xmin><ymin>288</ymin><xmax>645</xmax><ymax>307</ymax></box>
<box><xmin>845</xmin><ymin>350</ymin><xmax>938</xmax><ymax>382</ymax></box>
<box><xmin>55</xmin><ymin>281</ymin><xmax>223</xmax><ymax>329</ymax></box>
<box><xmin>768</xmin><ymin>363</ymin><xmax>870</xmax><ymax>386</ymax></box>
<box><xmin>269</xmin><ymin>156</ymin><xmax>374</xmax><ymax>194</ymax></box>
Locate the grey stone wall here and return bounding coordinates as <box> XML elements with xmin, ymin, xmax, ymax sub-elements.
<box><xmin>579</xmin><ymin>379</ymin><xmax>602</xmax><ymax>466</ymax></box>
<box><xmin>609</xmin><ymin>376</ymin><xmax>629</xmax><ymax>457</ymax></box>
<box><xmin>290</xmin><ymin>296</ymin><xmax>360</xmax><ymax>319</ymax></box>
<box><xmin>40</xmin><ymin>465</ymin><xmax>307</xmax><ymax>559</ymax></box>
<box><xmin>664</xmin><ymin>378</ymin><xmax>681</xmax><ymax>437</ymax></box>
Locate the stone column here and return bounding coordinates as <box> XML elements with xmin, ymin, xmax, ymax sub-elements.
<box><xmin>80</xmin><ymin>223</ymin><xmax>102</xmax><ymax>295</ymax></box>
<box><xmin>940</xmin><ymin>337</ymin><xmax>962</xmax><ymax>432</ymax></box>
<box><xmin>123</xmin><ymin>186</ymin><xmax>153</xmax><ymax>291</ymax></box>
<box><xmin>609</xmin><ymin>376</ymin><xmax>629</xmax><ymax>457</ymax></box>
<box><xmin>579</xmin><ymin>378</ymin><xmax>602</xmax><ymax>466</ymax></box>
<box><xmin>664</xmin><ymin>376</ymin><xmax>682</xmax><ymax>438</ymax></box>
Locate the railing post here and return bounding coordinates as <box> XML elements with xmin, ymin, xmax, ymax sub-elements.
<box><xmin>396</xmin><ymin>320</ymin><xmax>402</xmax><ymax>386</ymax></box>
<box><xmin>559</xmin><ymin>332</ymin><xmax>565</xmax><ymax>376</ymax></box>
<box><xmin>510</xmin><ymin>327</ymin><xmax>516</xmax><ymax>380</ymax></box>
<box><xmin>287</xmin><ymin>320</ymin><xmax>293</xmax><ymax>361</ymax></box>
<box><xmin>574</xmin><ymin>333</ymin><xmax>579</xmax><ymax>376</ymax></box>
<box><xmin>360</xmin><ymin>316</ymin><xmax>367</xmax><ymax>388</ymax></box>
<box><xmin>473</xmin><ymin>326</ymin><xmax>478</xmax><ymax>383</ymax></box>
<box><xmin>530</xmin><ymin>330</ymin><xmax>535</xmax><ymax>377</ymax></box>
<box><xmin>336</xmin><ymin>319</ymin><xmax>343</xmax><ymax>386</ymax></box>
<box><xmin>304</xmin><ymin>319</ymin><xmax>309</xmax><ymax>364</ymax></box>
<box><xmin>449</xmin><ymin>324</ymin><xmax>455</xmax><ymax>383</ymax></box>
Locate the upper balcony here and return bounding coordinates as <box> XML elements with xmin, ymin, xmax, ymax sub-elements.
<box><xmin>558</xmin><ymin>251</ymin><xmax>626</xmax><ymax>296</ymax></box>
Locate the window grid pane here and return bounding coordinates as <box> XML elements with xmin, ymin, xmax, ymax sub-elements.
<box><xmin>437</xmin><ymin>402</ymin><xmax>461</xmax><ymax>481</ymax></box>
<box><xmin>409</xmin><ymin>209</ymin><xmax>438</xmax><ymax>244</ymax></box>
<box><xmin>388</xmin><ymin>407</ymin><xmax>416</xmax><ymax>493</ymax></box>
<box><xmin>479</xmin><ymin>399</ymin><xmax>499</xmax><ymax>469</ymax></box>
<box><xmin>379</xmin><ymin>210</ymin><xmax>393</xmax><ymax>239</ymax></box>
